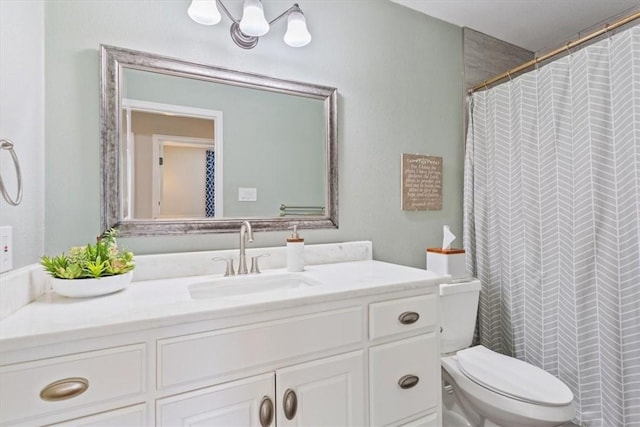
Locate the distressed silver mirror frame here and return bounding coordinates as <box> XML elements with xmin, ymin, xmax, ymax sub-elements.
<box><xmin>100</xmin><ymin>45</ymin><xmax>338</xmax><ymax>236</ymax></box>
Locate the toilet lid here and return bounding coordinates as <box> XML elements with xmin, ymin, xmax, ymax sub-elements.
<box><xmin>456</xmin><ymin>346</ymin><xmax>573</xmax><ymax>406</ymax></box>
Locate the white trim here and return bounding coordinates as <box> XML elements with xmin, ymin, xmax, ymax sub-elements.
<box><xmin>122</xmin><ymin>99</ymin><xmax>222</xmax><ymax>121</ymax></box>
<box><xmin>151</xmin><ymin>136</ymin><xmax>162</xmax><ymax>219</ymax></box>
<box><xmin>214</xmin><ymin>114</ymin><xmax>223</xmax><ymax>218</ymax></box>
<box><xmin>157</xmin><ymin>136</ymin><xmax>215</xmax><ymax>150</ymax></box>
<box><xmin>124</xmin><ymin>106</ymin><xmax>134</xmax><ymax>219</ymax></box>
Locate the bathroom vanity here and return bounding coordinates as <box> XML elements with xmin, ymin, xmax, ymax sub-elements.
<box><xmin>0</xmin><ymin>243</ymin><xmax>445</xmax><ymax>426</ymax></box>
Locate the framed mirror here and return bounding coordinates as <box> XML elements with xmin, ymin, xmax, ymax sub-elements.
<box><xmin>100</xmin><ymin>45</ymin><xmax>337</xmax><ymax>236</ymax></box>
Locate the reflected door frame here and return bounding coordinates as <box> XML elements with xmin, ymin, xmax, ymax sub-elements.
<box><xmin>122</xmin><ymin>99</ymin><xmax>224</xmax><ymax>218</ymax></box>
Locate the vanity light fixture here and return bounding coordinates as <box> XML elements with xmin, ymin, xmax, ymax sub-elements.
<box><xmin>187</xmin><ymin>0</ymin><xmax>311</xmax><ymax>49</ymax></box>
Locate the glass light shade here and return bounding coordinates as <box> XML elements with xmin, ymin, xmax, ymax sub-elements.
<box><xmin>283</xmin><ymin>10</ymin><xmax>311</xmax><ymax>47</ymax></box>
<box><xmin>239</xmin><ymin>0</ymin><xmax>269</xmax><ymax>37</ymax></box>
<box><xmin>188</xmin><ymin>0</ymin><xmax>221</xmax><ymax>25</ymax></box>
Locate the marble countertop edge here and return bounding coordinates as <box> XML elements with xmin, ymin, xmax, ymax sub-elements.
<box><xmin>0</xmin><ymin>242</ymin><xmax>448</xmax><ymax>354</ymax></box>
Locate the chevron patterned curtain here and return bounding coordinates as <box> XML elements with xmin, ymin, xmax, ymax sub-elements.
<box><xmin>464</xmin><ymin>25</ymin><xmax>640</xmax><ymax>427</ymax></box>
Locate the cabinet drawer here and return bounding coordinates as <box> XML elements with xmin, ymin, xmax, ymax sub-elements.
<box><xmin>369</xmin><ymin>294</ymin><xmax>437</xmax><ymax>340</ymax></box>
<box><xmin>158</xmin><ymin>306</ymin><xmax>363</xmax><ymax>389</ymax></box>
<box><xmin>369</xmin><ymin>334</ymin><xmax>439</xmax><ymax>426</ymax></box>
<box><xmin>0</xmin><ymin>344</ymin><xmax>146</xmax><ymax>425</ymax></box>
<box><xmin>51</xmin><ymin>403</ymin><xmax>147</xmax><ymax>426</ymax></box>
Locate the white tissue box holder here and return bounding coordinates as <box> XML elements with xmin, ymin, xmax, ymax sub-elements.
<box><xmin>426</xmin><ymin>248</ymin><xmax>467</xmax><ymax>279</ymax></box>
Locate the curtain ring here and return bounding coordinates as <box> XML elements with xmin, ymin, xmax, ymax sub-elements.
<box><xmin>507</xmin><ymin>70</ymin><xmax>512</xmax><ymax>81</ymax></box>
<box><xmin>0</xmin><ymin>138</ymin><xmax>24</xmax><ymax>206</ymax></box>
<box><xmin>483</xmin><ymin>80</ymin><xmax>488</xmax><ymax>90</ymax></box>
<box><xmin>534</xmin><ymin>56</ymin><xmax>539</xmax><ymax>71</ymax></box>
<box><xmin>604</xmin><ymin>23</ymin><xmax>611</xmax><ymax>41</ymax></box>
<box><xmin>565</xmin><ymin>42</ymin><xmax>572</xmax><ymax>55</ymax></box>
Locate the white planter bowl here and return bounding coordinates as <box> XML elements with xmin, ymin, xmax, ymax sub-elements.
<box><xmin>50</xmin><ymin>271</ymin><xmax>133</xmax><ymax>298</ymax></box>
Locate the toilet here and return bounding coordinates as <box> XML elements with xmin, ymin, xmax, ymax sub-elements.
<box><xmin>439</xmin><ymin>279</ymin><xmax>575</xmax><ymax>427</ymax></box>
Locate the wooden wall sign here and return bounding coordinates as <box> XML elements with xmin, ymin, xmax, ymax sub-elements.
<box><xmin>401</xmin><ymin>154</ymin><xmax>442</xmax><ymax>211</ymax></box>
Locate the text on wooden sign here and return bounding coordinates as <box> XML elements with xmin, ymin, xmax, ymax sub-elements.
<box><xmin>401</xmin><ymin>154</ymin><xmax>442</xmax><ymax>211</ymax></box>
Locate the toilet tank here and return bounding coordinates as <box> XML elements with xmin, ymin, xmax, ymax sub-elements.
<box><xmin>440</xmin><ymin>279</ymin><xmax>481</xmax><ymax>354</ymax></box>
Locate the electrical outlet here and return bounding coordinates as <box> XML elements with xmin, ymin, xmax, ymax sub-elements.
<box><xmin>0</xmin><ymin>226</ymin><xmax>12</xmax><ymax>273</ymax></box>
<box><xmin>238</xmin><ymin>187</ymin><xmax>257</xmax><ymax>202</ymax></box>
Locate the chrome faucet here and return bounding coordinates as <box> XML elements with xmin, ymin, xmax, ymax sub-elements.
<box><xmin>237</xmin><ymin>220</ymin><xmax>254</xmax><ymax>275</ymax></box>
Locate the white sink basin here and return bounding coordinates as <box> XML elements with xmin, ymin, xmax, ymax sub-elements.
<box><xmin>189</xmin><ymin>272</ymin><xmax>322</xmax><ymax>299</ymax></box>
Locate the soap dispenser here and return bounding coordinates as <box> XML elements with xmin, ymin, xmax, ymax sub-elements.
<box><xmin>286</xmin><ymin>225</ymin><xmax>305</xmax><ymax>272</ymax></box>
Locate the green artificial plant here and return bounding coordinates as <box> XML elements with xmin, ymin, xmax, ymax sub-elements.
<box><xmin>41</xmin><ymin>229</ymin><xmax>135</xmax><ymax>279</ymax></box>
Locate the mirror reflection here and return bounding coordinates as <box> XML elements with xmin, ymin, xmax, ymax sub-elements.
<box><xmin>100</xmin><ymin>45</ymin><xmax>338</xmax><ymax>235</ymax></box>
<box><xmin>122</xmin><ymin>69</ymin><xmax>326</xmax><ymax>220</ymax></box>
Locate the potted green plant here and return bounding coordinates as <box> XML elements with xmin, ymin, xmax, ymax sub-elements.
<box><xmin>41</xmin><ymin>229</ymin><xmax>135</xmax><ymax>298</ymax></box>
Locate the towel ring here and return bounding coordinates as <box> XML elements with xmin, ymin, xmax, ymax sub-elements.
<box><xmin>0</xmin><ymin>139</ymin><xmax>23</xmax><ymax>206</ymax></box>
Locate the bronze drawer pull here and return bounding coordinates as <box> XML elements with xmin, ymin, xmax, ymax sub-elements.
<box><xmin>398</xmin><ymin>374</ymin><xmax>420</xmax><ymax>389</ymax></box>
<box><xmin>40</xmin><ymin>377</ymin><xmax>89</xmax><ymax>401</ymax></box>
<box><xmin>259</xmin><ymin>396</ymin><xmax>274</xmax><ymax>426</ymax></box>
<box><xmin>398</xmin><ymin>311</ymin><xmax>420</xmax><ymax>325</ymax></box>
<box><xmin>283</xmin><ymin>388</ymin><xmax>298</xmax><ymax>420</ymax></box>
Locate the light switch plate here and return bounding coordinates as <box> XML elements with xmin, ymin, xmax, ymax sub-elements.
<box><xmin>238</xmin><ymin>187</ymin><xmax>257</xmax><ymax>202</ymax></box>
<box><xmin>0</xmin><ymin>226</ymin><xmax>12</xmax><ymax>273</ymax></box>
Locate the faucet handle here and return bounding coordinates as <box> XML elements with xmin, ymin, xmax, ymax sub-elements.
<box><xmin>212</xmin><ymin>257</ymin><xmax>235</xmax><ymax>276</ymax></box>
<box><xmin>250</xmin><ymin>254</ymin><xmax>270</xmax><ymax>274</ymax></box>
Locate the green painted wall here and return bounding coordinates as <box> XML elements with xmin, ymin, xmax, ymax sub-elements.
<box><xmin>45</xmin><ymin>0</ymin><xmax>463</xmax><ymax>268</ymax></box>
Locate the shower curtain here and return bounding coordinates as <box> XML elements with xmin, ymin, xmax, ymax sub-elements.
<box><xmin>464</xmin><ymin>25</ymin><xmax>640</xmax><ymax>426</ymax></box>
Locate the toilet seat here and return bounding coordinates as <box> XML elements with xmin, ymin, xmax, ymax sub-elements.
<box><xmin>441</xmin><ymin>357</ymin><xmax>576</xmax><ymax>427</ymax></box>
<box><xmin>456</xmin><ymin>345</ymin><xmax>573</xmax><ymax>406</ymax></box>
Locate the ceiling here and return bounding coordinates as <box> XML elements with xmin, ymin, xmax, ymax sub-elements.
<box><xmin>390</xmin><ymin>0</ymin><xmax>639</xmax><ymax>53</ymax></box>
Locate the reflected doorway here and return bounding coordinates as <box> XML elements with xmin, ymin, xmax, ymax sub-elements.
<box><xmin>122</xmin><ymin>99</ymin><xmax>223</xmax><ymax>219</ymax></box>
<box><xmin>152</xmin><ymin>135</ymin><xmax>215</xmax><ymax>218</ymax></box>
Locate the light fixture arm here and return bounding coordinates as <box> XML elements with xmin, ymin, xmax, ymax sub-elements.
<box><xmin>214</xmin><ymin>0</ymin><xmax>300</xmax><ymax>26</ymax></box>
<box><xmin>266</xmin><ymin>3</ymin><xmax>301</xmax><ymax>26</ymax></box>
<box><xmin>215</xmin><ymin>0</ymin><xmax>240</xmax><ymax>24</ymax></box>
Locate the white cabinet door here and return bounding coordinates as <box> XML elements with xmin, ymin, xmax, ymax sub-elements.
<box><xmin>156</xmin><ymin>373</ymin><xmax>275</xmax><ymax>427</ymax></box>
<box><xmin>276</xmin><ymin>350</ymin><xmax>365</xmax><ymax>427</ymax></box>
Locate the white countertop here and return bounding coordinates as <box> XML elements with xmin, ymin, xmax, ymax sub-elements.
<box><xmin>0</xmin><ymin>260</ymin><xmax>447</xmax><ymax>352</ymax></box>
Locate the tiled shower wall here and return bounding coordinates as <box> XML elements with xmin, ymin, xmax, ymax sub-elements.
<box><xmin>462</xmin><ymin>28</ymin><xmax>533</xmax><ymax>135</ymax></box>
<box><xmin>463</xmin><ymin>27</ymin><xmax>534</xmax><ymax>93</ymax></box>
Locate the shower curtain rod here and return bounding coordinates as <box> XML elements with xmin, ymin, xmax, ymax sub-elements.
<box><xmin>470</xmin><ymin>10</ymin><xmax>640</xmax><ymax>93</ymax></box>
